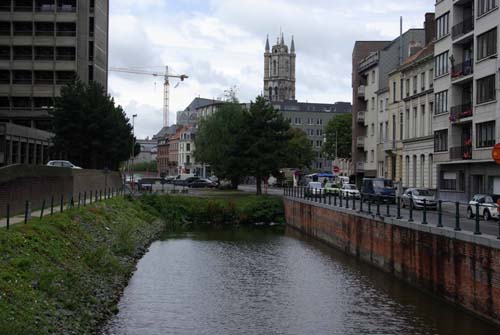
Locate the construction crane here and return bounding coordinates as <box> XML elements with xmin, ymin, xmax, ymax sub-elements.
<box><xmin>109</xmin><ymin>66</ymin><xmax>188</xmax><ymax>128</ymax></box>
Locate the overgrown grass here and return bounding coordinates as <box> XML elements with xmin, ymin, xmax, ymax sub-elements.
<box><xmin>0</xmin><ymin>197</ymin><xmax>165</xmax><ymax>335</ymax></box>
<box><xmin>140</xmin><ymin>194</ymin><xmax>285</xmax><ymax>231</ymax></box>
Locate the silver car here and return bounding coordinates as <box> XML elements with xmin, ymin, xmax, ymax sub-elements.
<box><xmin>401</xmin><ymin>188</ymin><xmax>437</xmax><ymax>209</ymax></box>
<box><xmin>46</xmin><ymin>160</ymin><xmax>82</xmax><ymax>169</ymax></box>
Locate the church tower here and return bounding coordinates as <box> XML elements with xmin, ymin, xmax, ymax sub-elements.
<box><xmin>264</xmin><ymin>33</ymin><xmax>296</xmax><ymax>102</ymax></box>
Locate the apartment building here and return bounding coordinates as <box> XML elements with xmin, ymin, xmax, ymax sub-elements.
<box><xmin>356</xmin><ymin>27</ymin><xmax>426</xmax><ymax>181</ymax></box>
<box><xmin>433</xmin><ymin>0</ymin><xmax>499</xmax><ymax>201</ymax></box>
<box><xmin>178</xmin><ymin>126</ymin><xmax>196</xmax><ymax>175</ymax></box>
<box><xmin>0</xmin><ymin>0</ymin><xmax>109</xmax><ymax>166</ymax></box>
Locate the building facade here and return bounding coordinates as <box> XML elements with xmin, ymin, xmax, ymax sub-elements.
<box><xmin>0</xmin><ymin>0</ymin><xmax>109</xmax><ymax>166</ymax></box>
<box><xmin>264</xmin><ymin>34</ymin><xmax>295</xmax><ymax>102</ymax></box>
<box><xmin>433</xmin><ymin>0</ymin><xmax>500</xmax><ymax>201</ymax></box>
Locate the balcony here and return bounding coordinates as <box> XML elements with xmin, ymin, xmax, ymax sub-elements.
<box><xmin>452</xmin><ymin>16</ymin><xmax>474</xmax><ymax>40</ymax></box>
<box><xmin>356</xmin><ymin>111</ymin><xmax>365</xmax><ymax>124</ymax></box>
<box><xmin>449</xmin><ymin>103</ymin><xmax>473</xmax><ymax>122</ymax></box>
<box><xmin>383</xmin><ymin>140</ymin><xmax>395</xmax><ymax>152</ymax></box>
<box><xmin>357</xmin><ymin>85</ymin><xmax>365</xmax><ymax>99</ymax></box>
<box><xmin>450</xmin><ymin>144</ymin><xmax>472</xmax><ymax>161</ymax></box>
<box><xmin>451</xmin><ymin>59</ymin><xmax>473</xmax><ymax>80</ymax></box>
<box><xmin>356</xmin><ymin>136</ymin><xmax>365</xmax><ymax>149</ymax></box>
<box><xmin>356</xmin><ymin>161</ymin><xmax>365</xmax><ymax>172</ymax></box>
<box><xmin>358</xmin><ymin>51</ymin><xmax>379</xmax><ymax>73</ymax></box>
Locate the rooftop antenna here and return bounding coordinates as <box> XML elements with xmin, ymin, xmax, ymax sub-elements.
<box><xmin>399</xmin><ymin>16</ymin><xmax>403</xmax><ymax>65</ymax></box>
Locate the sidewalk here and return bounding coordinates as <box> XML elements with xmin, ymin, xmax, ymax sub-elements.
<box><xmin>0</xmin><ymin>193</ymin><xmax>120</xmax><ymax>229</ymax></box>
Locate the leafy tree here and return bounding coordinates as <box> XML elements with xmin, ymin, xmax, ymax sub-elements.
<box><xmin>194</xmin><ymin>101</ymin><xmax>249</xmax><ymax>189</ymax></box>
<box><xmin>285</xmin><ymin>128</ymin><xmax>315</xmax><ymax>170</ymax></box>
<box><xmin>131</xmin><ymin>160</ymin><xmax>157</xmax><ymax>172</ymax></box>
<box><xmin>322</xmin><ymin>113</ymin><xmax>352</xmax><ymax>160</ymax></box>
<box><xmin>243</xmin><ymin>96</ymin><xmax>291</xmax><ymax>195</ymax></box>
<box><xmin>51</xmin><ymin>81</ymin><xmax>135</xmax><ymax>170</ymax></box>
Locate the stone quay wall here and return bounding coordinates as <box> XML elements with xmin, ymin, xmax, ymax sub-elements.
<box><xmin>284</xmin><ymin>197</ymin><xmax>500</xmax><ymax>326</ymax></box>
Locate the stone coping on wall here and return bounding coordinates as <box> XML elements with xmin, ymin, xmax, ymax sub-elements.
<box><xmin>285</xmin><ymin>196</ymin><xmax>500</xmax><ymax>250</ymax></box>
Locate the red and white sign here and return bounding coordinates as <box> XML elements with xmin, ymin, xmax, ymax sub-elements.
<box><xmin>333</xmin><ymin>166</ymin><xmax>340</xmax><ymax>174</ymax></box>
<box><xmin>492</xmin><ymin>143</ymin><xmax>500</xmax><ymax>164</ymax></box>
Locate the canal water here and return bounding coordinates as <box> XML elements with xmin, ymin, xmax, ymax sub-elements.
<box><xmin>102</xmin><ymin>228</ymin><xmax>498</xmax><ymax>335</ymax></box>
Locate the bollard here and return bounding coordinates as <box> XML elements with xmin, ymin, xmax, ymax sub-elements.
<box><xmin>352</xmin><ymin>195</ymin><xmax>356</xmax><ymax>211</ymax></box>
<box><xmin>368</xmin><ymin>196</ymin><xmax>372</xmax><ymax>214</ymax></box>
<box><xmin>408</xmin><ymin>198</ymin><xmax>414</xmax><ymax>222</ymax></box>
<box><xmin>396</xmin><ymin>197</ymin><xmax>402</xmax><ymax>219</ymax></box>
<box><xmin>474</xmin><ymin>203</ymin><xmax>481</xmax><ymax>235</ymax></box>
<box><xmin>334</xmin><ymin>192</ymin><xmax>337</xmax><ymax>206</ymax></box>
<box><xmin>60</xmin><ymin>195</ymin><xmax>64</xmax><ymax>213</ymax></box>
<box><xmin>78</xmin><ymin>193</ymin><xmax>81</xmax><ymax>209</ymax></box>
<box><xmin>437</xmin><ymin>200</ymin><xmax>443</xmax><ymax>227</ymax></box>
<box><xmin>6</xmin><ymin>204</ymin><xmax>10</xmax><ymax>230</ymax></box>
<box><xmin>386</xmin><ymin>199</ymin><xmax>390</xmax><ymax>217</ymax></box>
<box><xmin>40</xmin><ymin>199</ymin><xmax>45</xmax><ymax>219</ymax></box>
<box><xmin>376</xmin><ymin>196</ymin><xmax>381</xmax><ymax>218</ymax></box>
<box><xmin>454</xmin><ymin>202</ymin><xmax>461</xmax><ymax>231</ymax></box>
<box><xmin>324</xmin><ymin>190</ymin><xmax>327</xmax><ymax>204</ymax></box>
<box><xmin>329</xmin><ymin>193</ymin><xmax>332</xmax><ymax>205</ymax></box>
<box><xmin>50</xmin><ymin>195</ymin><xmax>54</xmax><ymax>216</ymax></box>
<box><xmin>421</xmin><ymin>199</ymin><xmax>427</xmax><ymax>224</ymax></box>
<box><xmin>24</xmin><ymin>200</ymin><xmax>29</xmax><ymax>224</ymax></box>
<box><xmin>359</xmin><ymin>194</ymin><xmax>364</xmax><ymax>213</ymax></box>
<box><xmin>339</xmin><ymin>192</ymin><xmax>343</xmax><ymax>207</ymax></box>
<box><xmin>345</xmin><ymin>193</ymin><xmax>349</xmax><ymax>209</ymax></box>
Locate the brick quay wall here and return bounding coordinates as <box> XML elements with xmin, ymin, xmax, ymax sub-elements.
<box><xmin>284</xmin><ymin>197</ymin><xmax>500</xmax><ymax>326</ymax></box>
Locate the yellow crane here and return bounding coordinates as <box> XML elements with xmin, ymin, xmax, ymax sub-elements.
<box><xmin>109</xmin><ymin>66</ymin><xmax>188</xmax><ymax>127</ymax></box>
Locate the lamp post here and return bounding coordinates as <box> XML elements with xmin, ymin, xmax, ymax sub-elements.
<box><xmin>131</xmin><ymin>114</ymin><xmax>137</xmax><ymax>189</ymax></box>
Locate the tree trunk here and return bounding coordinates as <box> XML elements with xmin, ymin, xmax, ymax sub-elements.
<box><xmin>256</xmin><ymin>176</ymin><xmax>262</xmax><ymax>195</ymax></box>
<box><xmin>230</xmin><ymin>177</ymin><xmax>239</xmax><ymax>190</ymax></box>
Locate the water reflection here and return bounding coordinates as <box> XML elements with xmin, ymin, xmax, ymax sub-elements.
<box><xmin>102</xmin><ymin>227</ymin><xmax>498</xmax><ymax>335</ymax></box>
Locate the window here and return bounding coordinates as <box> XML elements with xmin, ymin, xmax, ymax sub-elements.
<box><xmin>441</xmin><ymin>171</ymin><xmax>456</xmax><ymax>190</ymax></box>
<box><xmin>371</xmin><ymin>70</ymin><xmax>375</xmax><ymax>83</ymax></box>
<box><xmin>413</xmin><ymin>76</ymin><xmax>417</xmax><ymax>94</ymax></box>
<box><xmin>406</xmin><ymin>79</ymin><xmax>410</xmax><ymax>97</ymax></box>
<box><xmin>400</xmin><ymin>79</ymin><xmax>404</xmax><ymax>100</ymax></box>
<box><xmin>316</xmin><ymin>140</ymin><xmax>322</xmax><ymax>148</ymax></box>
<box><xmin>434</xmin><ymin>129</ymin><xmax>448</xmax><ymax>152</ymax></box>
<box><xmin>421</xmin><ymin>105</ymin><xmax>426</xmax><ymax>136</ymax></box>
<box><xmin>405</xmin><ymin>109</ymin><xmax>410</xmax><ymax>139</ymax></box>
<box><xmin>370</xmin><ymin>150</ymin><xmax>374</xmax><ymax>163</ymax></box>
<box><xmin>478</xmin><ymin>0</ymin><xmax>498</xmax><ymax>16</ymax></box>
<box><xmin>371</xmin><ymin>97</ymin><xmax>375</xmax><ymax>110</ymax></box>
<box><xmin>379</xmin><ymin>123</ymin><xmax>383</xmax><ymax>143</ymax></box>
<box><xmin>476</xmin><ymin>121</ymin><xmax>495</xmax><ymax>148</ymax></box>
<box><xmin>434</xmin><ymin>90</ymin><xmax>448</xmax><ymax>115</ymax></box>
<box><xmin>429</xmin><ymin>69</ymin><xmax>433</xmax><ymax>88</ymax></box>
<box><xmin>379</xmin><ymin>99</ymin><xmax>383</xmax><ymax>112</ymax></box>
<box><xmin>399</xmin><ymin>112</ymin><xmax>403</xmax><ymax>141</ymax></box>
<box><xmin>421</xmin><ymin>72</ymin><xmax>426</xmax><ymax>91</ymax></box>
<box><xmin>371</xmin><ymin>123</ymin><xmax>375</xmax><ymax>136</ymax></box>
<box><xmin>477</xmin><ymin>28</ymin><xmax>497</xmax><ymax>60</ymax></box>
<box><xmin>413</xmin><ymin>107</ymin><xmax>418</xmax><ymax>137</ymax></box>
<box><xmin>392</xmin><ymin>81</ymin><xmax>397</xmax><ymax>102</ymax></box>
<box><xmin>436</xmin><ymin>12</ymin><xmax>449</xmax><ymax>39</ymax></box>
<box><xmin>477</xmin><ymin>75</ymin><xmax>496</xmax><ymax>104</ymax></box>
<box><xmin>434</xmin><ymin>51</ymin><xmax>449</xmax><ymax>77</ymax></box>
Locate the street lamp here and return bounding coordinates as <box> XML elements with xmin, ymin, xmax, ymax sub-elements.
<box><xmin>131</xmin><ymin>114</ymin><xmax>137</xmax><ymax>189</ymax></box>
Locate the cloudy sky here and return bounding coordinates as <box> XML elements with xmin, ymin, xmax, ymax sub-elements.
<box><xmin>109</xmin><ymin>0</ymin><xmax>434</xmax><ymax>138</ymax></box>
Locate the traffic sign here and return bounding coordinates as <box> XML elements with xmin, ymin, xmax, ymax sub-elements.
<box><xmin>333</xmin><ymin>166</ymin><xmax>340</xmax><ymax>173</ymax></box>
<box><xmin>492</xmin><ymin>143</ymin><xmax>500</xmax><ymax>164</ymax></box>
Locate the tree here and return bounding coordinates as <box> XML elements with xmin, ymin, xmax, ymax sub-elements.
<box><xmin>243</xmin><ymin>96</ymin><xmax>291</xmax><ymax>195</ymax></box>
<box><xmin>285</xmin><ymin>128</ymin><xmax>315</xmax><ymax>169</ymax></box>
<box><xmin>51</xmin><ymin>81</ymin><xmax>135</xmax><ymax>170</ymax></box>
<box><xmin>194</xmin><ymin>101</ymin><xmax>249</xmax><ymax>189</ymax></box>
<box><xmin>322</xmin><ymin>113</ymin><xmax>352</xmax><ymax>160</ymax></box>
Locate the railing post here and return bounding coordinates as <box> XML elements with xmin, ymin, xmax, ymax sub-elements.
<box><xmin>474</xmin><ymin>203</ymin><xmax>481</xmax><ymax>235</ymax></box>
<box><xmin>408</xmin><ymin>198</ymin><xmax>414</xmax><ymax>222</ymax></box>
<box><xmin>24</xmin><ymin>200</ymin><xmax>29</xmax><ymax>224</ymax></box>
<box><xmin>386</xmin><ymin>199</ymin><xmax>390</xmax><ymax>217</ymax></box>
<box><xmin>100</xmin><ymin>190</ymin><xmax>102</xmax><ymax>201</ymax></box>
<box><xmin>344</xmin><ymin>192</ymin><xmax>349</xmax><ymax>209</ymax></box>
<box><xmin>376</xmin><ymin>196</ymin><xmax>381</xmax><ymax>218</ymax></box>
<box><xmin>422</xmin><ymin>199</ymin><xmax>428</xmax><ymax>224</ymax></box>
<box><xmin>328</xmin><ymin>193</ymin><xmax>331</xmax><ymax>205</ymax></box>
<box><xmin>454</xmin><ymin>202</ymin><xmax>461</xmax><ymax>231</ymax></box>
<box><xmin>78</xmin><ymin>192</ymin><xmax>81</xmax><ymax>209</ymax></box>
<box><xmin>84</xmin><ymin>191</ymin><xmax>87</xmax><ymax>206</ymax></box>
<box><xmin>352</xmin><ymin>195</ymin><xmax>356</xmax><ymax>211</ymax></box>
<box><xmin>437</xmin><ymin>200</ymin><xmax>443</xmax><ymax>227</ymax></box>
<box><xmin>50</xmin><ymin>195</ymin><xmax>54</xmax><ymax>215</ymax></box>
<box><xmin>334</xmin><ymin>192</ymin><xmax>337</xmax><ymax>206</ymax></box>
<box><xmin>359</xmin><ymin>194</ymin><xmax>363</xmax><ymax>213</ymax></box>
<box><xmin>60</xmin><ymin>195</ymin><xmax>64</xmax><ymax>213</ymax></box>
<box><xmin>40</xmin><ymin>199</ymin><xmax>45</xmax><ymax>219</ymax></box>
<box><xmin>339</xmin><ymin>192</ymin><xmax>343</xmax><ymax>207</ymax></box>
<box><xmin>95</xmin><ymin>190</ymin><xmax>98</xmax><ymax>203</ymax></box>
<box><xmin>396</xmin><ymin>197</ymin><xmax>402</xmax><ymax>219</ymax></box>
<box><xmin>368</xmin><ymin>196</ymin><xmax>372</xmax><ymax>214</ymax></box>
<box><xmin>324</xmin><ymin>190</ymin><xmax>327</xmax><ymax>204</ymax></box>
<box><xmin>6</xmin><ymin>204</ymin><xmax>10</xmax><ymax>230</ymax></box>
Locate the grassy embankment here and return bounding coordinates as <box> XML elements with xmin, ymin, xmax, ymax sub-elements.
<box><xmin>0</xmin><ymin>193</ymin><xmax>284</xmax><ymax>335</ymax></box>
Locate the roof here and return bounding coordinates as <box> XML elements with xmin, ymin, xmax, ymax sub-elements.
<box><xmin>401</xmin><ymin>41</ymin><xmax>434</xmax><ymax>67</ymax></box>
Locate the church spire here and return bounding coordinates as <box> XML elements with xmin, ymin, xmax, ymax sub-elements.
<box><xmin>291</xmin><ymin>35</ymin><xmax>295</xmax><ymax>53</ymax></box>
<box><xmin>280</xmin><ymin>32</ymin><xmax>284</xmax><ymax>45</ymax></box>
<box><xmin>265</xmin><ymin>34</ymin><xmax>270</xmax><ymax>52</ymax></box>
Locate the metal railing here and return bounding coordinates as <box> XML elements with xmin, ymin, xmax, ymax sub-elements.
<box><xmin>452</xmin><ymin>16</ymin><xmax>474</xmax><ymax>40</ymax></box>
<box><xmin>450</xmin><ymin>144</ymin><xmax>472</xmax><ymax>160</ymax></box>
<box><xmin>449</xmin><ymin>102</ymin><xmax>473</xmax><ymax>121</ymax></box>
<box><xmin>283</xmin><ymin>186</ymin><xmax>500</xmax><ymax>239</ymax></box>
<box><xmin>451</xmin><ymin>59</ymin><xmax>473</xmax><ymax>79</ymax></box>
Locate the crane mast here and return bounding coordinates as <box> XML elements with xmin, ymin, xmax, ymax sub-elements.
<box><xmin>109</xmin><ymin>66</ymin><xmax>188</xmax><ymax>128</ymax></box>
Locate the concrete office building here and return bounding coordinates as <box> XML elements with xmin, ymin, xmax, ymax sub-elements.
<box><xmin>0</xmin><ymin>0</ymin><xmax>109</xmax><ymax>166</ymax></box>
<box><xmin>433</xmin><ymin>0</ymin><xmax>500</xmax><ymax>201</ymax></box>
<box><xmin>356</xmin><ymin>27</ymin><xmax>426</xmax><ymax>181</ymax></box>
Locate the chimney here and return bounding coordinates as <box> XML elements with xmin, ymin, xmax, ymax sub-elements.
<box><xmin>424</xmin><ymin>12</ymin><xmax>436</xmax><ymax>46</ymax></box>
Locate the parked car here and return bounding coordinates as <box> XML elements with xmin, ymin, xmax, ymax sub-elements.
<box><xmin>324</xmin><ymin>182</ymin><xmax>341</xmax><ymax>195</ymax></box>
<box><xmin>173</xmin><ymin>176</ymin><xmax>199</xmax><ymax>186</ymax></box>
<box><xmin>466</xmin><ymin>194</ymin><xmax>500</xmax><ymax>221</ymax></box>
<box><xmin>188</xmin><ymin>179</ymin><xmax>218</xmax><ymax>188</ymax></box>
<box><xmin>401</xmin><ymin>188</ymin><xmax>437</xmax><ymax>209</ymax></box>
<box><xmin>305</xmin><ymin>182</ymin><xmax>324</xmax><ymax>197</ymax></box>
<box><xmin>361</xmin><ymin>178</ymin><xmax>395</xmax><ymax>202</ymax></box>
<box><xmin>46</xmin><ymin>160</ymin><xmax>82</xmax><ymax>169</ymax></box>
<box><xmin>341</xmin><ymin>184</ymin><xmax>360</xmax><ymax>199</ymax></box>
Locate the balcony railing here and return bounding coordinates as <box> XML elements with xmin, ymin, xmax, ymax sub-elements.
<box><xmin>449</xmin><ymin>103</ymin><xmax>473</xmax><ymax>122</ymax></box>
<box><xmin>357</xmin><ymin>111</ymin><xmax>365</xmax><ymax>123</ymax></box>
<box><xmin>383</xmin><ymin>140</ymin><xmax>395</xmax><ymax>152</ymax></box>
<box><xmin>451</xmin><ymin>59</ymin><xmax>473</xmax><ymax>79</ymax></box>
<box><xmin>452</xmin><ymin>16</ymin><xmax>474</xmax><ymax>40</ymax></box>
<box><xmin>356</xmin><ymin>136</ymin><xmax>365</xmax><ymax>148</ymax></box>
<box><xmin>357</xmin><ymin>85</ymin><xmax>365</xmax><ymax>98</ymax></box>
<box><xmin>450</xmin><ymin>144</ymin><xmax>472</xmax><ymax>160</ymax></box>
<box><xmin>36</xmin><ymin>4</ymin><xmax>56</xmax><ymax>12</ymax></box>
<box><xmin>57</xmin><ymin>5</ymin><xmax>76</xmax><ymax>12</ymax></box>
<box><xmin>358</xmin><ymin>51</ymin><xmax>379</xmax><ymax>73</ymax></box>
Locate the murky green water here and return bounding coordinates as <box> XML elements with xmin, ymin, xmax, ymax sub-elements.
<box><xmin>102</xmin><ymin>228</ymin><xmax>498</xmax><ymax>335</ymax></box>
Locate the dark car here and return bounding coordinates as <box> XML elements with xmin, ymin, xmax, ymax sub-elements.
<box><xmin>361</xmin><ymin>178</ymin><xmax>395</xmax><ymax>202</ymax></box>
<box><xmin>188</xmin><ymin>179</ymin><xmax>217</xmax><ymax>188</ymax></box>
<box><xmin>173</xmin><ymin>177</ymin><xmax>199</xmax><ymax>186</ymax></box>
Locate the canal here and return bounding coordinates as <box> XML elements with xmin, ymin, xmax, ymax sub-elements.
<box><xmin>102</xmin><ymin>228</ymin><xmax>498</xmax><ymax>335</ymax></box>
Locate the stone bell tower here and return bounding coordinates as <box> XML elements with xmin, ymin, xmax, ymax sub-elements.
<box><xmin>264</xmin><ymin>33</ymin><xmax>296</xmax><ymax>102</ymax></box>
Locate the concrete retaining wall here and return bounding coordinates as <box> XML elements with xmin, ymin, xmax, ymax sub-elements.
<box><xmin>284</xmin><ymin>197</ymin><xmax>500</xmax><ymax>326</ymax></box>
<box><xmin>0</xmin><ymin>165</ymin><xmax>122</xmax><ymax>217</ymax></box>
